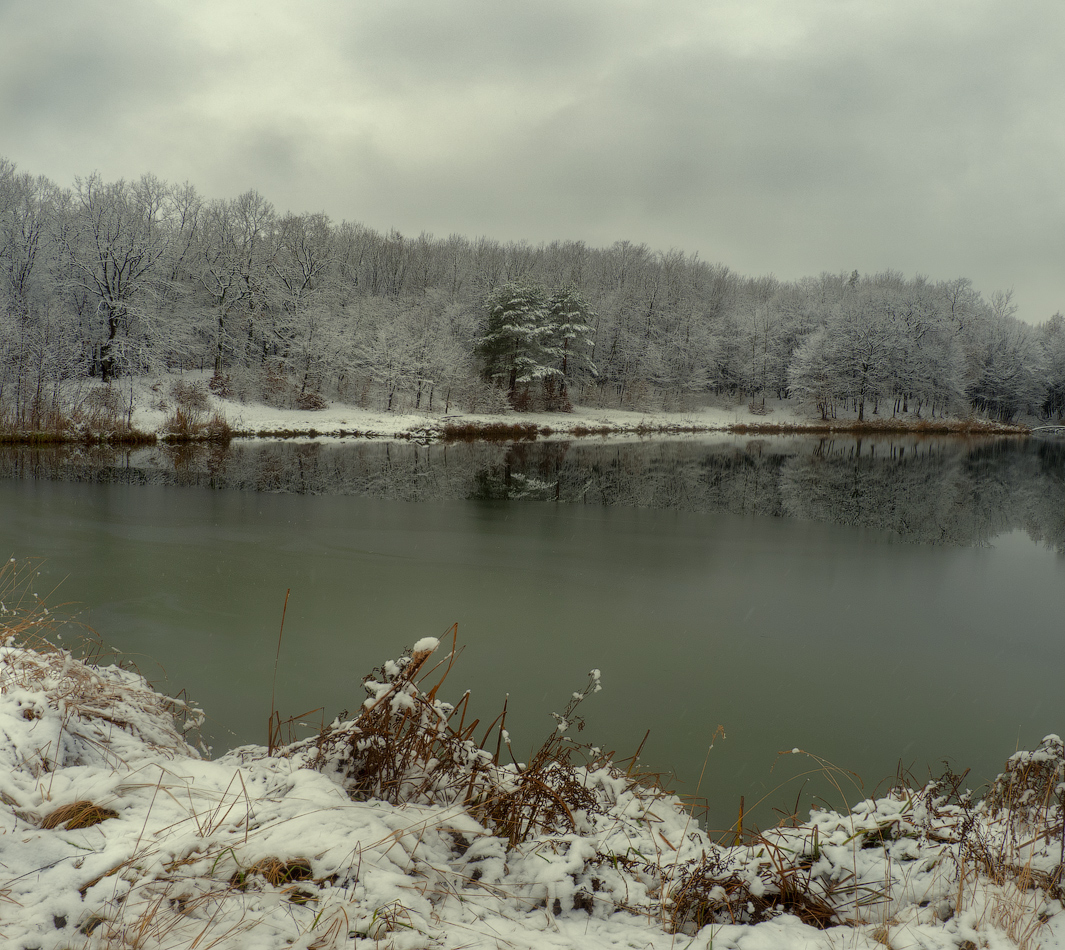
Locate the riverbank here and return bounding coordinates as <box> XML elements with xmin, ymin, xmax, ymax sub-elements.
<box><xmin>0</xmin><ymin>372</ymin><xmax>1034</xmax><ymax>445</ymax></box>
<box><xmin>2</xmin><ymin>577</ymin><xmax>1062</xmax><ymax>949</ymax></box>
<box><xmin>131</xmin><ymin>374</ymin><xmax>1033</xmax><ymax>440</ymax></box>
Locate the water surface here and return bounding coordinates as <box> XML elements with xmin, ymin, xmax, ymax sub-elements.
<box><xmin>1</xmin><ymin>435</ymin><xmax>1062</xmax><ymax>832</ymax></box>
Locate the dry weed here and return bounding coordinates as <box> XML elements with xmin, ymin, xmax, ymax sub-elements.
<box><xmin>40</xmin><ymin>799</ymin><xmax>119</xmax><ymax>830</ymax></box>
<box><xmin>296</xmin><ymin>628</ymin><xmax>626</xmax><ymax>850</ymax></box>
<box><xmin>441</xmin><ymin>421</ymin><xmax>543</xmax><ymax>442</ymax></box>
<box><xmin>235</xmin><ymin>857</ymin><xmax>314</xmax><ymax>889</ymax></box>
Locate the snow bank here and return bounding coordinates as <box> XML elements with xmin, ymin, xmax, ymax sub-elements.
<box><xmin>125</xmin><ymin>371</ymin><xmax>900</xmax><ymax>444</ymax></box>
<box><xmin>1</xmin><ymin>631</ymin><xmax>1062</xmax><ymax>949</ymax></box>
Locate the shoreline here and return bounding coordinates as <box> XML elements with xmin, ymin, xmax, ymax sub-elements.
<box><xmin>0</xmin><ymin>393</ymin><xmax>1033</xmax><ymax>447</ymax></box>
<box><xmin>0</xmin><ymin>370</ymin><xmax>1041</xmax><ymax>445</ymax></box>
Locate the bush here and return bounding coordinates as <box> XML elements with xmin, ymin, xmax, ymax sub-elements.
<box><xmin>296</xmin><ymin>391</ymin><xmax>328</xmax><ymax>411</ymax></box>
<box><xmin>169</xmin><ymin>379</ymin><xmax>211</xmax><ymax>414</ymax></box>
<box><xmin>78</xmin><ymin>386</ymin><xmax>124</xmax><ymax>426</ymax></box>
<box><xmin>208</xmin><ymin>373</ymin><xmax>233</xmax><ymax>398</ymax></box>
<box><xmin>291</xmin><ymin>631</ymin><xmax>615</xmax><ymax>849</ymax></box>
<box><xmin>258</xmin><ymin>362</ymin><xmax>293</xmax><ymax>408</ymax></box>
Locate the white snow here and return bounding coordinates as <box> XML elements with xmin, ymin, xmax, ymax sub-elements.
<box><xmin>122</xmin><ymin>372</ymin><xmax>888</xmax><ymax>445</ymax></box>
<box><xmin>2</xmin><ymin>627</ymin><xmax>1063</xmax><ymax>950</ymax></box>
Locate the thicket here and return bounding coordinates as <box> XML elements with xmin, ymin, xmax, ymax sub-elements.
<box><xmin>2</xmin><ymin>157</ymin><xmax>1064</xmax><ymax>427</ymax></box>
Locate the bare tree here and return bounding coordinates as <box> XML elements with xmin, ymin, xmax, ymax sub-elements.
<box><xmin>55</xmin><ymin>173</ymin><xmax>178</xmax><ymax>381</ymax></box>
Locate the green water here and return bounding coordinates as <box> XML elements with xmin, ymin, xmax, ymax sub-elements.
<box><xmin>1</xmin><ymin>436</ymin><xmax>1063</xmax><ymax>832</ymax></box>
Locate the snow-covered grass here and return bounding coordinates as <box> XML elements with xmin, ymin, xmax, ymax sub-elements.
<box><xmin>121</xmin><ymin>372</ymin><xmax>1028</xmax><ymax>444</ymax></box>
<box><xmin>2</xmin><ymin>561</ymin><xmax>1063</xmax><ymax>949</ymax></box>
<box><xmin>125</xmin><ymin>371</ymin><xmax>815</xmax><ymax>442</ymax></box>
<box><xmin>0</xmin><ymin>371</ymin><xmax>1030</xmax><ymax>445</ymax></box>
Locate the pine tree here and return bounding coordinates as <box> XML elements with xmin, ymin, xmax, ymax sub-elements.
<box><xmin>544</xmin><ymin>286</ymin><xmax>596</xmax><ymax>409</ymax></box>
<box><xmin>476</xmin><ymin>283</ymin><xmax>598</xmax><ymax>410</ymax></box>
<box><xmin>476</xmin><ymin>283</ymin><xmax>556</xmax><ymax>407</ymax></box>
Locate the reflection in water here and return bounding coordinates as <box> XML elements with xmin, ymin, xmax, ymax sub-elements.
<box><xmin>1</xmin><ymin>436</ymin><xmax>1063</xmax><ymax>832</ymax></box>
<box><xmin>2</xmin><ymin>435</ymin><xmax>1063</xmax><ymax>549</ymax></box>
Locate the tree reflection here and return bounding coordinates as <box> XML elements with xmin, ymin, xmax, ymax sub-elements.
<box><xmin>2</xmin><ymin>436</ymin><xmax>1062</xmax><ymax>551</ymax></box>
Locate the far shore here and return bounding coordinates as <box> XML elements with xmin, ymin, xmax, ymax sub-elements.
<box><xmin>0</xmin><ymin>373</ymin><xmax>1036</xmax><ymax>446</ymax></box>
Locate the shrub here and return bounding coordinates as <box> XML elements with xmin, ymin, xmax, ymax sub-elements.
<box><xmin>208</xmin><ymin>373</ymin><xmax>232</xmax><ymax>398</ymax></box>
<box><xmin>77</xmin><ymin>386</ymin><xmax>124</xmax><ymax>428</ymax></box>
<box><xmin>258</xmin><ymin>362</ymin><xmax>293</xmax><ymax>408</ymax></box>
<box><xmin>296</xmin><ymin>390</ymin><xmax>328</xmax><ymax>411</ymax></box>
<box><xmin>290</xmin><ymin>630</ymin><xmax>619</xmax><ymax>849</ymax></box>
<box><xmin>169</xmin><ymin>380</ymin><xmax>211</xmax><ymax>414</ymax></box>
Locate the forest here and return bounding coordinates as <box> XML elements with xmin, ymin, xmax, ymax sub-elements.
<box><xmin>2</xmin><ymin>157</ymin><xmax>1064</xmax><ymax>426</ymax></box>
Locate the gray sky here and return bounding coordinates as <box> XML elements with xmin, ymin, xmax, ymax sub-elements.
<box><xmin>3</xmin><ymin>0</ymin><xmax>1063</xmax><ymax>322</ymax></box>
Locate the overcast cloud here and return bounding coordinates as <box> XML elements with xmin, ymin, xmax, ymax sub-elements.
<box><xmin>2</xmin><ymin>0</ymin><xmax>1062</xmax><ymax>321</ymax></box>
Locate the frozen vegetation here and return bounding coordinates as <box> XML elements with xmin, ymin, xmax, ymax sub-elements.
<box><xmin>2</xmin><ymin>564</ymin><xmax>1065</xmax><ymax>949</ymax></box>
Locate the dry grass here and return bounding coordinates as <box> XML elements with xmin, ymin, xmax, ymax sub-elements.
<box><xmin>0</xmin><ymin>393</ymin><xmax>157</xmax><ymax>445</ymax></box>
<box><xmin>3</xmin><ymin>565</ymin><xmax>1063</xmax><ymax>948</ymax></box>
<box><xmin>666</xmin><ymin>744</ymin><xmax>1065</xmax><ymax>939</ymax></box>
<box><xmin>568</xmin><ymin>424</ymin><xmax>615</xmax><ymax>437</ymax></box>
<box><xmin>161</xmin><ymin>407</ymin><xmax>234</xmax><ymax>442</ymax></box>
<box><xmin>667</xmin><ymin>835</ymin><xmax>842</xmax><ymax>930</ymax></box>
<box><xmin>161</xmin><ymin>380</ymin><xmax>234</xmax><ymax>442</ymax></box>
<box><xmin>441</xmin><ymin>421</ymin><xmax>545</xmax><ymax>442</ymax></box>
<box><xmin>234</xmin><ymin>857</ymin><xmax>314</xmax><ymax>889</ymax></box>
<box><xmin>295</xmin><ymin>625</ymin><xmax>617</xmax><ymax>850</ymax></box>
<box><xmin>40</xmin><ymin>800</ymin><xmax>119</xmax><ymax>830</ymax></box>
<box><xmin>0</xmin><ymin>560</ymin><xmax>206</xmax><ymax>772</ymax></box>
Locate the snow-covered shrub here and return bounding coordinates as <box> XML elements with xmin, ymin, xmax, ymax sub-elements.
<box><xmin>291</xmin><ymin>633</ymin><xmax>657</xmax><ymax>853</ymax></box>
<box><xmin>295</xmin><ymin>390</ymin><xmax>328</xmax><ymax>410</ymax></box>
<box><xmin>169</xmin><ymin>379</ymin><xmax>210</xmax><ymax>414</ymax></box>
<box><xmin>986</xmin><ymin>734</ymin><xmax>1065</xmax><ymax>829</ymax></box>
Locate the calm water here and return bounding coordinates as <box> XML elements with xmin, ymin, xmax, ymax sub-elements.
<box><xmin>1</xmin><ymin>435</ymin><xmax>1063</xmax><ymax>832</ymax></box>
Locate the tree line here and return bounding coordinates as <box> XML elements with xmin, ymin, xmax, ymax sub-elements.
<box><xmin>2</xmin><ymin>157</ymin><xmax>1063</xmax><ymax>424</ymax></box>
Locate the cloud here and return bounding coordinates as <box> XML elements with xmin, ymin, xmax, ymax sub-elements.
<box><xmin>1</xmin><ymin>0</ymin><xmax>1063</xmax><ymax>318</ymax></box>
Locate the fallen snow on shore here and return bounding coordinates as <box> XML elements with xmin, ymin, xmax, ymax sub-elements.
<box><xmin>126</xmin><ymin>372</ymin><xmax>828</xmax><ymax>442</ymax></box>
<box><xmin>2</xmin><ymin>623</ymin><xmax>1063</xmax><ymax>950</ymax></box>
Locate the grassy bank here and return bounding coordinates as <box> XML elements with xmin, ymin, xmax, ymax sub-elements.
<box><xmin>0</xmin><ymin>406</ymin><xmax>1032</xmax><ymax>446</ymax></box>
<box><xmin>1</xmin><ymin>374</ymin><xmax>1041</xmax><ymax>444</ymax></box>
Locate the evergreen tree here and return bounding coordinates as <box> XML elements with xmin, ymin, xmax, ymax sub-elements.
<box><xmin>544</xmin><ymin>285</ymin><xmax>596</xmax><ymax>408</ymax></box>
<box><xmin>476</xmin><ymin>283</ymin><xmax>556</xmax><ymax>407</ymax></box>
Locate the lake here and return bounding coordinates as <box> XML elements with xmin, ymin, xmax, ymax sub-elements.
<box><xmin>1</xmin><ymin>434</ymin><xmax>1062</xmax><ymax>833</ymax></box>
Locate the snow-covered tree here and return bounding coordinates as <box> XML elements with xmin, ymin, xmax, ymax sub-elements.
<box><xmin>964</xmin><ymin>293</ymin><xmax>1047</xmax><ymax>421</ymax></box>
<box><xmin>195</xmin><ymin>190</ymin><xmax>275</xmax><ymax>374</ymax></box>
<box><xmin>475</xmin><ymin>283</ymin><xmax>558</xmax><ymax>408</ymax></box>
<box><xmin>0</xmin><ymin>162</ymin><xmax>68</xmax><ymax>419</ymax></box>
<box><xmin>55</xmin><ymin>173</ymin><xmax>181</xmax><ymax>381</ymax></box>
<box><xmin>544</xmin><ymin>286</ymin><xmax>596</xmax><ymax>407</ymax></box>
<box><xmin>1039</xmin><ymin>313</ymin><xmax>1065</xmax><ymax>420</ymax></box>
<box><xmin>788</xmin><ymin>328</ymin><xmax>837</xmax><ymax>418</ymax></box>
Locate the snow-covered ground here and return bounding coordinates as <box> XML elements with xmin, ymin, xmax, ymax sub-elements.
<box><xmin>128</xmin><ymin>373</ymin><xmax>811</xmax><ymax>442</ymax></box>
<box><xmin>2</xmin><ymin>605</ymin><xmax>1062</xmax><ymax>950</ymax></box>
<box><xmin>125</xmin><ymin>372</ymin><xmax>1019</xmax><ymax>443</ymax></box>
